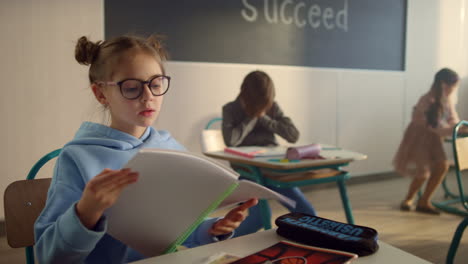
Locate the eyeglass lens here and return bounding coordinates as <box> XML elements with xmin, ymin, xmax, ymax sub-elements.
<box><xmin>120</xmin><ymin>76</ymin><xmax>169</xmax><ymax>99</ymax></box>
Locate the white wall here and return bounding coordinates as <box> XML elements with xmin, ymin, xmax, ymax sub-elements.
<box><xmin>0</xmin><ymin>0</ymin><xmax>103</xmax><ymax>219</ymax></box>
<box><xmin>1</xmin><ymin>0</ymin><xmax>468</xmax><ymax>219</ymax></box>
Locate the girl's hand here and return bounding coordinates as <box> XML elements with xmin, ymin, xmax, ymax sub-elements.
<box><xmin>76</xmin><ymin>168</ymin><xmax>139</xmax><ymax>229</ymax></box>
<box><xmin>209</xmin><ymin>198</ymin><xmax>258</xmax><ymax>236</ymax></box>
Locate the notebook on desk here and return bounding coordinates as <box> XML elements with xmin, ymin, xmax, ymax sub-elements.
<box><xmin>224</xmin><ymin>146</ymin><xmax>288</xmax><ymax>158</ymax></box>
<box><xmin>106</xmin><ymin>149</ymin><xmax>294</xmax><ymax>257</ymax></box>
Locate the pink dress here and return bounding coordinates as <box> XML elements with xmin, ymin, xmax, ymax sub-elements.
<box><xmin>393</xmin><ymin>92</ymin><xmax>460</xmax><ymax>178</ymax></box>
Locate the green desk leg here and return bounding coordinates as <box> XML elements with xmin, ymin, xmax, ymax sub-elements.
<box><xmin>337</xmin><ymin>177</ymin><xmax>355</xmax><ymax>224</ymax></box>
<box><xmin>258</xmin><ymin>199</ymin><xmax>272</xmax><ymax>230</ymax></box>
<box><xmin>250</xmin><ymin>166</ymin><xmax>272</xmax><ymax>230</ymax></box>
<box><xmin>234</xmin><ymin>164</ymin><xmax>272</xmax><ymax>230</ymax></box>
<box><xmin>446</xmin><ymin>217</ymin><xmax>468</xmax><ymax>264</ymax></box>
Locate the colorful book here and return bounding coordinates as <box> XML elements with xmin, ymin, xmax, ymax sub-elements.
<box><xmin>230</xmin><ymin>240</ymin><xmax>358</xmax><ymax>264</ymax></box>
<box><xmin>106</xmin><ymin>149</ymin><xmax>295</xmax><ymax>257</ymax></box>
<box><xmin>224</xmin><ymin>146</ymin><xmax>288</xmax><ymax>158</ymax></box>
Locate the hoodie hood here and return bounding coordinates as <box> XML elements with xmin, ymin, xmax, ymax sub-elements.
<box><xmin>56</xmin><ymin>121</ymin><xmax>185</xmax><ymax>182</ymax></box>
<box><xmin>65</xmin><ymin>122</ymin><xmax>171</xmax><ymax>151</ymax></box>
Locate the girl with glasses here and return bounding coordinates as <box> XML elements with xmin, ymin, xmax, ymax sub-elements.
<box><xmin>34</xmin><ymin>35</ymin><xmax>257</xmax><ymax>263</ymax></box>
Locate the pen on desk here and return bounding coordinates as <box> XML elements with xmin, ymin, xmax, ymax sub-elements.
<box><xmin>249</xmin><ymin>149</ymin><xmax>267</xmax><ymax>155</ymax></box>
<box><xmin>322</xmin><ymin>147</ymin><xmax>341</xmax><ymax>150</ymax></box>
<box><xmin>268</xmin><ymin>159</ymin><xmax>300</xmax><ymax>163</ymax></box>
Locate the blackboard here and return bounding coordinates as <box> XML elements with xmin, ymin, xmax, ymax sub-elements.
<box><xmin>105</xmin><ymin>0</ymin><xmax>406</xmax><ymax>71</ymax></box>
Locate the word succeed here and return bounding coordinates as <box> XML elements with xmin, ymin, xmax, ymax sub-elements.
<box><xmin>241</xmin><ymin>0</ymin><xmax>348</xmax><ymax>31</ymax></box>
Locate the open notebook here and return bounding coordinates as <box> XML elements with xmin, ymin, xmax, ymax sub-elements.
<box><xmin>106</xmin><ymin>149</ymin><xmax>294</xmax><ymax>257</ymax></box>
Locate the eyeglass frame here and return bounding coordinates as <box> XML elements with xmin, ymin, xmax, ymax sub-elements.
<box><xmin>95</xmin><ymin>74</ymin><xmax>171</xmax><ymax>100</ymax></box>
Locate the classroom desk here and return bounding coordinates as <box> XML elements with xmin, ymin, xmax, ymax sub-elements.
<box><xmin>131</xmin><ymin>229</ymin><xmax>430</xmax><ymax>264</ymax></box>
<box><xmin>204</xmin><ymin>146</ymin><xmax>366</xmax><ymax>226</ymax></box>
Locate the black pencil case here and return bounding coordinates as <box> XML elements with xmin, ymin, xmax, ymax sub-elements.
<box><xmin>275</xmin><ymin>212</ymin><xmax>379</xmax><ymax>256</ymax></box>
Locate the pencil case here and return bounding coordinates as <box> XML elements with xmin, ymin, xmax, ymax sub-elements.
<box><xmin>275</xmin><ymin>212</ymin><xmax>379</xmax><ymax>256</ymax></box>
<box><xmin>286</xmin><ymin>144</ymin><xmax>321</xmax><ymax>160</ymax></box>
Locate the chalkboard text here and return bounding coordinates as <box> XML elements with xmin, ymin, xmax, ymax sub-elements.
<box><xmin>241</xmin><ymin>0</ymin><xmax>348</xmax><ymax>31</ymax></box>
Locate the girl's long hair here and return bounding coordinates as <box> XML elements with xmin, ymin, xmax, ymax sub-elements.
<box><xmin>426</xmin><ymin>68</ymin><xmax>459</xmax><ymax>128</ymax></box>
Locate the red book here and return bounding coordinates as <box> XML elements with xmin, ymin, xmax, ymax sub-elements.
<box><xmin>230</xmin><ymin>240</ymin><xmax>357</xmax><ymax>264</ymax></box>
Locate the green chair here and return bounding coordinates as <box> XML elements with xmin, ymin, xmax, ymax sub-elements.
<box><xmin>444</xmin><ymin>121</ymin><xmax>468</xmax><ymax>264</ymax></box>
<box><xmin>201</xmin><ymin>118</ymin><xmax>354</xmax><ymax>230</ymax></box>
<box><xmin>433</xmin><ymin>121</ymin><xmax>468</xmax><ymax>217</ymax></box>
<box><xmin>435</xmin><ymin>134</ymin><xmax>468</xmax><ymax>201</ymax></box>
<box><xmin>200</xmin><ymin>117</ymin><xmax>225</xmax><ymax>153</ymax></box>
<box><xmin>4</xmin><ymin>148</ymin><xmax>61</xmax><ymax>264</ymax></box>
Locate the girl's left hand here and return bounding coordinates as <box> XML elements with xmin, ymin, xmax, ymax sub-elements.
<box><xmin>209</xmin><ymin>198</ymin><xmax>258</xmax><ymax>236</ymax></box>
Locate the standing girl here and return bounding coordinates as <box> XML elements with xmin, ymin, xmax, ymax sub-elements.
<box><xmin>394</xmin><ymin>68</ymin><xmax>461</xmax><ymax>214</ymax></box>
<box><xmin>34</xmin><ymin>35</ymin><xmax>257</xmax><ymax>263</ymax></box>
<box><xmin>222</xmin><ymin>70</ymin><xmax>316</xmax><ymax>236</ymax></box>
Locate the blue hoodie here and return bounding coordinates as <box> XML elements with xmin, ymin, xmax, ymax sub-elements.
<box><xmin>34</xmin><ymin>122</ymin><xmax>223</xmax><ymax>263</ymax></box>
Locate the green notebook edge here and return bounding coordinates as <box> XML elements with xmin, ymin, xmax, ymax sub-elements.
<box><xmin>163</xmin><ymin>181</ymin><xmax>240</xmax><ymax>254</ymax></box>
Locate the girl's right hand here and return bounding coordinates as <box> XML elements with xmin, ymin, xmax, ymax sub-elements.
<box><xmin>76</xmin><ymin>168</ymin><xmax>139</xmax><ymax>230</ymax></box>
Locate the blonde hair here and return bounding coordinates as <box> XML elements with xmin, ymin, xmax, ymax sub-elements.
<box><xmin>75</xmin><ymin>34</ymin><xmax>169</xmax><ymax>83</ymax></box>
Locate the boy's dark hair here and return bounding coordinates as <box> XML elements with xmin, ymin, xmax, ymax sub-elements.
<box><xmin>239</xmin><ymin>70</ymin><xmax>275</xmax><ymax>117</ymax></box>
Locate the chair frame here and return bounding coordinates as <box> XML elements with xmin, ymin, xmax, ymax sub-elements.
<box><xmin>433</xmin><ymin>124</ymin><xmax>468</xmax><ymax>216</ymax></box>
<box><xmin>205</xmin><ymin>117</ymin><xmax>223</xmax><ymax>130</ymax></box>
<box><xmin>4</xmin><ymin>148</ymin><xmax>61</xmax><ymax>264</ymax></box>
<box><xmin>445</xmin><ymin>121</ymin><xmax>468</xmax><ymax>264</ymax></box>
<box><xmin>436</xmin><ymin>136</ymin><xmax>468</xmax><ymax>201</ymax></box>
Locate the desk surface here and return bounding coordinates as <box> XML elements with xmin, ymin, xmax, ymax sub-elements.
<box><xmin>131</xmin><ymin>229</ymin><xmax>430</xmax><ymax>264</ymax></box>
<box><xmin>204</xmin><ymin>147</ymin><xmax>367</xmax><ymax>170</ymax></box>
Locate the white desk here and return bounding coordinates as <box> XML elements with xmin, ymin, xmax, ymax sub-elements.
<box><xmin>131</xmin><ymin>229</ymin><xmax>430</xmax><ymax>264</ymax></box>
<box><xmin>205</xmin><ymin>146</ymin><xmax>367</xmax><ymax>225</ymax></box>
<box><xmin>204</xmin><ymin>147</ymin><xmax>367</xmax><ymax>170</ymax></box>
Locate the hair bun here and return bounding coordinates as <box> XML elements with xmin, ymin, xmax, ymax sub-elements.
<box><xmin>146</xmin><ymin>34</ymin><xmax>169</xmax><ymax>61</ymax></box>
<box><xmin>75</xmin><ymin>36</ymin><xmax>101</xmax><ymax>65</ymax></box>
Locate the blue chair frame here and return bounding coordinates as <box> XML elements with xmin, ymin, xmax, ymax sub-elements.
<box><xmin>24</xmin><ymin>148</ymin><xmax>61</xmax><ymax>264</ymax></box>
<box><xmin>433</xmin><ymin>127</ymin><xmax>468</xmax><ymax>217</ymax></box>
<box><xmin>437</xmin><ymin>136</ymin><xmax>468</xmax><ymax>201</ymax></box>
<box><xmin>204</xmin><ymin>118</ymin><xmax>354</xmax><ymax>229</ymax></box>
<box><xmin>205</xmin><ymin>117</ymin><xmax>223</xmax><ymax>130</ymax></box>
<box><xmin>445</xmin><ymin>121</ymin><xmax>468</xmax><ymax>264</ymax></box>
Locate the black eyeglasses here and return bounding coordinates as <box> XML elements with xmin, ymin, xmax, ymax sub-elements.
<box><xmin>96</xmin><ymin>75</ymin><xmax>171</xmax><ymax>100</ymax></box>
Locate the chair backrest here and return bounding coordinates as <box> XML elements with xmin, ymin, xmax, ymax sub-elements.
<box><xmin>452</xmin><ymin>121</ymin><xmax>468</xmax><ymax>211</ymax></box>
<box><xmin>4</xmin><ymin>178</ymin><xmax>51</xmax><ymax>248</ymax></box>
<box><xmin>3</xmin><ymin>148</ymin><xmax>61</xmax><ymax>264</ymax></box>
<box><xmin>200</xmin><ymin>118</ymin><xmax>225</xmax><ymax>152</ymax></box>
<box><xmin>454</xmin><ymin>127</ymin><xmax>468</xmax><ymax>172</ymax></box>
